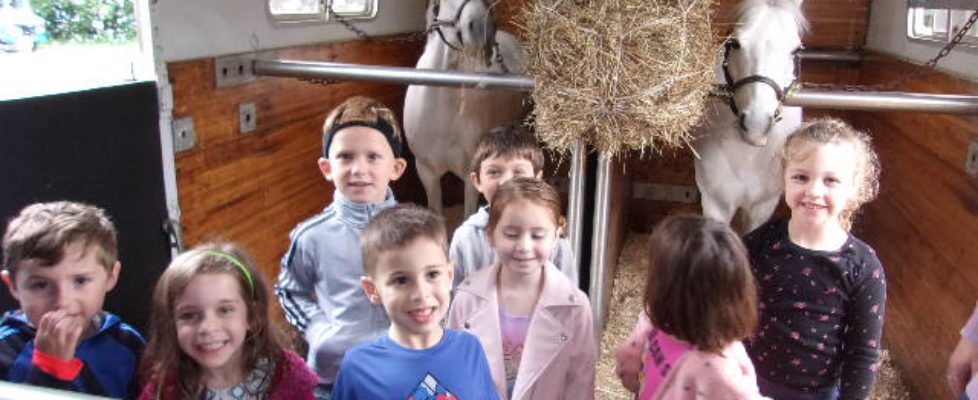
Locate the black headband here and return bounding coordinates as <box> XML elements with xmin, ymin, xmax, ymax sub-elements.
<box><xmin>322</xmin><ymin>119</ymin><xmax>403</xmax><ymax>158</ymax></box>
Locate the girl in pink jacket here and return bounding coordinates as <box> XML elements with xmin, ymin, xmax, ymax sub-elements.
<box><xmin>449</xmin><ymin>178</ymin><xmax>596</xmax><ymax>400</ymax></box>
<box><xmin>615</xmin><ymin>215</ymin><xmax>767</xmax><ymax>400</ymax></box>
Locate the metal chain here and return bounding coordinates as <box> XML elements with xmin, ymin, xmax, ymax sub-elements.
<box><xmin>299</xmin><ymin>4</ymin><xmax>429</xmax><ymax>85</ymax></box>
<box><xmin>325</xmin><ymin>3</ymin><xmax>429</xmax><ymax>43</ymax></box>
<box><xmin>802</xmin><ymin>8</ymin><xmax>978</xmax><ymax>92</ymax></box>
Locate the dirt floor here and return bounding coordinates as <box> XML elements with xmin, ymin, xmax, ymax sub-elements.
<box><xmin>595</xmin><ymin>233</ymin><xmax>913</xmax><ymax>400</ymax></box>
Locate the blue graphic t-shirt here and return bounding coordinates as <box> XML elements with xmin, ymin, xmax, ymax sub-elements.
<box><xmin>331</xmin><ymin>329</ymin><xmax>499</xmax><ymax>400</ymax></box>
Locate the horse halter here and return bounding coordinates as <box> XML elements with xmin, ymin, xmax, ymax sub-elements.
<box><xmin>721</xmin><ymin>38</ymin><xmax>802</xmax><ymax>122</ymax></box>
<box><xmin>429</xmin><ymin>0</ymin><xmax>493</xmax><ymax>52</ymax></box>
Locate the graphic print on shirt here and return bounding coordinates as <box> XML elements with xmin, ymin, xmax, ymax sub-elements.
<box><xmin>500</xmin><ymin>308</ymin><xmax>530</xmax><ymax>397</ymax></box>
<box><xmin>638</xmin><ymin>326</ymin><xmax>693</xmax><ymax>400</ymax></box>
<box><xmin>408</xmin><ymin>373</ymin><xmax>458</xmax><ymax>400</ymax></box>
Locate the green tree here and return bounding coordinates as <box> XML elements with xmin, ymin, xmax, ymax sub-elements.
<box><xmin>32</xmin><ymin>0</ymin><xmax>136</xmax><ymax>43</ymax></box>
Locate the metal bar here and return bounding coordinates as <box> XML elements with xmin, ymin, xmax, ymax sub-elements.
<box><xmin>257</xmin><ymin>59</ymin><xmax>978</xmax><ymax>114</ymax></box>
<box><xmin>798</xmin><ymin>50</ymin><xmax>862</xmax><ymax>63</ymax></box>
<box><xmin>253</xmin><ymin>59</ymin><xmax>535</xmax><ymax>91</ymax></box>
<box><xmin>589</xmin><ymin>153</ymin><xmax>612</xmax><ymax>335</ymax></box>
<box><xmin>786</xmin><ymin>89</ymin><xmax>978</xmax><ymax>114</ymax></box>
<box><xmin>566</xmin><ymin>140</ymin><xmax>586</xmax><ymax>284</ymax></box>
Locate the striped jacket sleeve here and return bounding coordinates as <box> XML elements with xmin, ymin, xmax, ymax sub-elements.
<box><xmin>276</xmin><ymin>231</ymin><xmax>325</xmax><ymax>333</ymax></box>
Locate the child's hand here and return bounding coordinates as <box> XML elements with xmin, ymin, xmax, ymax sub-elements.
<box><xmin>34</xmin><ymin>310</ymin><xmax>84</xmax><ymax>361</ymax></box>
<box><xmin>616</xmin><ymin>336</ymin><xmax>643</xmax><ymax>393</ymax></box>
<box><xmin>948</xmin><ymin>336</ymin><xmax>978</xmax><ymax>397</ymax></box>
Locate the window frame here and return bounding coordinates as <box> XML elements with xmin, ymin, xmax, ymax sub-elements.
<box><xmin>268</xmin><ymin>0</ymin><xmax>378</xmax><ymax>25</ymax></box>
<box><xmin>907</xmin><ymin>0</ymin><xmax>978</xmax><ymax>48</ymax></box>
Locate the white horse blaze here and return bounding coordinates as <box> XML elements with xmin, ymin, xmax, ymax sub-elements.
<box><xmin>693</xmin><ymin>0</ymin><xmax>806</xmax><ymax>232</ymax></box>
<box><xmin>403</xmin><ymin>0</ymin><xmax>527</xmax><ymax>216</ymax></box>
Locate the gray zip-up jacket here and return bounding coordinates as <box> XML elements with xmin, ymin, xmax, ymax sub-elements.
<box><xmin>275</xmin><ymin>189</ymin><xmax>396</xmax><ymax>388</ymax></box>
<box><xmin>448</xmin><ymin>205</ymin><xmax>578</xmax><ymax>288</ymax></box>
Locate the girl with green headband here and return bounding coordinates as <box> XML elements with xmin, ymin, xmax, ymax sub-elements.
<box><xmin>139</xmin><ymin>242</ymin><xmax>317</xmax><ymax>400</ymax></box>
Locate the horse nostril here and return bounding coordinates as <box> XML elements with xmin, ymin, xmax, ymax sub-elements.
<box><xmin>739</xmin><ymin>114</ymin><xmax>748</xmax><ymax>131</ymax></box>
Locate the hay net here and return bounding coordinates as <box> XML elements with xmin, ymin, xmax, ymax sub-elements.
<box><xmin>518</xmin><ymin>0</ymin><xmax>716</xmax><ymax>156</ymax></box>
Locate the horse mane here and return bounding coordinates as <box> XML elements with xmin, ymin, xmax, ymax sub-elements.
<box><xmin>734</xmin><ymin>0</ymin><xmax>809</xmax><ymax>34</ymax></box>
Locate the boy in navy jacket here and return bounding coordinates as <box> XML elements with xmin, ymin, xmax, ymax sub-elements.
<box><xmin>1</xmin><ymin>201</ymin><xmax>144</xmax><ymax>398</ymax></box>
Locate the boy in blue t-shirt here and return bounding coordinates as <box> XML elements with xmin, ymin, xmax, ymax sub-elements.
<box><xmin>331</xmin><ymin>204</ymin><xmax>498</xmax><ymax>400</ymax></box>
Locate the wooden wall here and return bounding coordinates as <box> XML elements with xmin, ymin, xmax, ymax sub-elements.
<box><xmin>846</xmin><ymin>54</ymin><xmax>978</xmax><ymax>400</ymax></box>
<box><xmin>170</xmin><ymin>37</ymin><xmax>425</xmax><ymax>285</ymax></box>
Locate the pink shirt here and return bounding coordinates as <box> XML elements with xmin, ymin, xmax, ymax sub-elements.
<box><xmin>500</xmin><ymin>308</ymin><xmax>531</xmax><ymax>399</ymax></box>
<box><xmin>638</xmin><ymin>327</ymin><xmax>692</xmax><ymax>400</ymax></box>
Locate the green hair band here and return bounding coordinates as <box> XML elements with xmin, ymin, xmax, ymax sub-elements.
<box><xmin>207</xmin><ymin>251</ymin><xmax>255</xmax><ymax>296</ymax></box>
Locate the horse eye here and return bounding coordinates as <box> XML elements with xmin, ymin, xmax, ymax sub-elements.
<box><xmin>729</xmin><ymin>40</ymin><xmax>741</xmax><ymax>50</ymax></box>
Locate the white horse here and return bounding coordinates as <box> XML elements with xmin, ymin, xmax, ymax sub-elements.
<box><xmin>693</xmin><ymin>0</ymin><xmax>807</xmax><ymax>232</ymax></box>
<box><xmin>404</xmin><ymin>0</ymin><xmax>527</xmax><ymax>216</ymax></box>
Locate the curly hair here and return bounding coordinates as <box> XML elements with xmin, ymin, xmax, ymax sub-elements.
<box><xmin>782</xmin><ymin>117</ymin><xmax>881</xmax><ymax>229</ymax></box>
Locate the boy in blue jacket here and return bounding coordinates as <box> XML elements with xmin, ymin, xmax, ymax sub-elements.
<box><xmin>0</xmin><ymin>201</ymin><xmax>145</xmax><ymax>398</ymax></box>
<box><xmin>276</xmin><ymin>96</ymin><xmax>408</xmax><ymax>399</ymax></box>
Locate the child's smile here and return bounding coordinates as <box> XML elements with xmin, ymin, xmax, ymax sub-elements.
<box><xmin>320</xmin><ymin>126</ymin><xmax>406</xmax><ymax>205</ymax></box>
<box><xmin>363</xmin><ymin>238</ymin><xmax>453</xmax><ymax>350</ymax></box>
<box><xmin>174</xmin><ymin>273</ymin><xmax>250</xmax><ymax>387</ymax></box>
<box><xmin>783</xmin><ymin>141</ymin><xmax>858</xmax><ymax>232</ymax></box>
<box><xmin>491</xmin><ymin>200</ymin><xmax>559</xmax><ymax>276</ymax></box>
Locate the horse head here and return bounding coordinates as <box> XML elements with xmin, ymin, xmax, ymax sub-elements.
<box><xmin>724</xmin><ymin>0</ymin><xmax>807</xmax><ymax>146</ymax></box>
<box><xmin>429</xmin><ymin>0</ymin><xmax>497</xmax><ymax>66</ymax></box>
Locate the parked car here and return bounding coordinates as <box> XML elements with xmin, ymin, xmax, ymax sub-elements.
<box><xmin>0</xmin><ymin>0</ymin><xmax>47</xmax><ymax>52</ymax></box>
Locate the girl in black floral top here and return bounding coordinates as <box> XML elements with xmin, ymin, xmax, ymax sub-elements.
<box><xmin>745</xmin><ymin>118</ymin><xmax>885</xmax><ymax>400</ymax></box>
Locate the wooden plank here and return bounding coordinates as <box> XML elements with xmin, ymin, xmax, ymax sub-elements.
<box><xmin>845</xmin><ymin>53</ymin><xmax>978</xmax><ymax>400</ymax></box>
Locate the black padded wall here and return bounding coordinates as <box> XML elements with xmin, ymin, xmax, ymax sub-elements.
<box><xmin>0</xmin><ymin>82</ymin><xmax>171</xmax><ymax>333</ymax></box>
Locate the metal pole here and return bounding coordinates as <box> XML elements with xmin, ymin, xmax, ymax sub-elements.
<box><xmin>589</xmin><ymin>153</ymin><xmax>612</xmax><ymax>334</ymax></box>
<box><xmin>253</xmin><ymin>59</ymin><xmax>535</xmax><ymax>91</ymax></box>
<box><xmin>566</xmin><ymin>140</ymin><xmax>587</xmax><ymax>284</ymax></box>
<box><xmin>798</xmin><ymin>50</ymin><xmax>862</xmax><ymax>63</ymax></box>
<box><xmin>785</xmin><ymin>90</ymin><xmax>978</xmax><ymax>114</ymax></box>
<box><xmin>255</xmin><ymin>59</ymin><xmax>978</xmax><ymax>114</ymax></box>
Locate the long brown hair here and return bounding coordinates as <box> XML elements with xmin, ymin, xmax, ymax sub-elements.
<box><xmin>141</xmin><ymin>242</ymin><xmax>286</xmax><ymax>399</ymax></box>
<box><xmin>644</xmin><ymin>215</ymin><xmax>757</xmax><ymax>353</ymax></box>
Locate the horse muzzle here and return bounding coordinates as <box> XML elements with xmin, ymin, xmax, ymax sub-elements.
<box><xmin>738</xmin><ymin>113</ymin><xmax>775</xmax><ymax>147</ymax></box>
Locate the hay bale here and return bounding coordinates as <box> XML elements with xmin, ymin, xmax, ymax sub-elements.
<box><xmin>518</xmin><ymin>0</ymin><xmax>716</xmax><ymax>156</ymax></box>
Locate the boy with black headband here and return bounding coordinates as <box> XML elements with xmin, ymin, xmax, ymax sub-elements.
<box><xmin>1</xmin><ymin>201</ymin><xmax>145</xmax><ymax>398</ymax></box>
<box><xmin>276</xmin><ymin>96</ymin><xmax>407</xmax><ymax>399</ymax></box>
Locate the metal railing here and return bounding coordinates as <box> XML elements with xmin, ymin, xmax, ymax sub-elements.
<box><xmin>253</xmin><ymin>59</ymin><xmax>978</xmax><ymax>114</ymax></box>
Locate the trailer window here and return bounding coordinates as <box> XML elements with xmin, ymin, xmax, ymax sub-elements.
<box><xmin>269</xmin><ymin>0</ymin><xmax>377</xmax><ymax>24</ymax></box>
<box><xmin>908</xmin><ymin>0</ymin><xmax>978</xmax><ymax>46</ymax></box>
